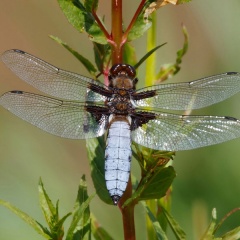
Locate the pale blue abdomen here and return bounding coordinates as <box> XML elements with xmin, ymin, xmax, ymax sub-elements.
<box><xmin>105</xmin><ymin>120</ymin><xmax>132</xmax><ymax>205</ymax></box>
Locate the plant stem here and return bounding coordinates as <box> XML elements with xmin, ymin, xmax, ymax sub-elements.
<box><xmin>121</xmin><ymin>205</ymin><xmax>136</xmax><ymax>240</ymax></box>
<box><xmin>111</xmin><ymin>0</ymin><xmax>123</xmax><ymax>64</ymax></box>
<box><xmin>119</xmin><ymin>177</ymin><xmax>136</xmax><ymax>240</ymax></box>
<box><xmin>92</xmin><ymin>8</ymin><xmax>112</xmax><ymax>41</ymax></box>
<box><xmin>145</xmin><ymin>11</ymin><xmax>157</xmax><ymax>86</ymax></box>
<box><xmin>145</xmin><ymin>11</ymin><xmax>157</xmax><ymax>239</ymax></box>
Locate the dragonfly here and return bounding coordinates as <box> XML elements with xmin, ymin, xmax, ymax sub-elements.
<box><xmin>1</xmin><ymin>49</ymin><xmax>240</xmax><ymax>205</ymax></box>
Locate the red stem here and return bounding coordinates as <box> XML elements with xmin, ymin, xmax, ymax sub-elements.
<box><xmin>92</xmin><ymin>8</ymin><xmax>116</xmax><ymax>46</ymax></box>
<box><xmin>111</xmin><ymin>0</ymin><xmax>123</xmax><ymax>64</ymax></box>
<box><xmin>93</xmin><ymin>0</ymin><xmax>147</xmax><ymax>65</ymax></box>
<box><xmin>118</xmin><ymin>176</ymin><xmax>136</xmax><ymax>240</ymax></box>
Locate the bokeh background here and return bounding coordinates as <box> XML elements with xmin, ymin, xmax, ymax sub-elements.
<box><xmin>0</xmin><ymin>1</ymin><xmax>240</xmax><ymax>239</ymax></box>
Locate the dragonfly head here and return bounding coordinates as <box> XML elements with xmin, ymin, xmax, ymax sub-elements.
<box><xmin>108</xmin><ymin>64</ymin><xmax>138</xmax><ymax>90</ymax></box>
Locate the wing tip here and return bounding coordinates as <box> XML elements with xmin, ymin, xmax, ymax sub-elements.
<box><xmin>1</xmin><ymin>49</ymin><xmax>25</xmax><ymax>65</ymax></box>
<box><xmin>224</xmin><ymin>116</ymin><xmax>239</xmax><ymax>122</ymax></box>
<box><xmin>226</xmin><ymin>71</ymin><xmax>238</xmax><ymax>75</ymax></box>
<box><xmin>10</xmin><ymin>90</ymin><xmax>24</xmax><ymax>94</ymax></box>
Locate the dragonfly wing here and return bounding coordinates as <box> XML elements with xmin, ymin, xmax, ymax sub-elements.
<box><xmin>131</xmin><ymin>110</ymin><xmax>240</xmax><ymax>151</ymax></box>
<box><xmin>1</xmin><ymin>49</ymin><xmax>107</xmax><ymax>102</ymax></box>
<box><xmin>134</xmin><ymin>72</ymin><xmax>240</xmax><ymax>110</ymax></box>
<box><xmin>0</xmin><ymin>91</ymin><xmax>109</xmax><ymax>139</ymax></box>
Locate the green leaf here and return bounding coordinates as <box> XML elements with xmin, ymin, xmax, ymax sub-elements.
<box><xmin>39</xmin><ymin>178</ymin><xmax>72</xmax><ymax>238</ymax></box>
<box><xmin>134</xmin><ymin>42</ymin><xmax>167</xmax><ymax>70</ymax></box>
<box><xmin>161</xmin><ymin>206</ymin><xmax>186</xmax><ymax>240</ymax></box>
<box><xmin>38</xmin><ymin>178</ymin><xmax>57</xmax><ymax>229</ymax></box>
<box><xmin>128</xmin><ymin>12</ymin><xmax>152</xmax><ymax>41</ymax></box>
<box><xmin>124</xmin><ymin>166</ymin><xmax>176</xmax><ymax>207</ymax></box>
<box><xmin>58</xmin><ymin>0</ymin><xmax>85</xmax><ymax>32</ymax></box>
<box><xmin>138</xmin><ymin>166</ymin><xmax>176</xmax><ymax>200</ymax></box>
<box><xmin>127</xmin><ymin>145</ymin><xmax>175</xmax><ymax>207</ymax></box>
<box><xmin>57</xmin><ymin>0</ymin><xmax>107</xmax><ymax>44</ymax></box>
<box><xmin>91</xmin><ymin>214</ymin><xmax>114</xmax><ymax>240</ymax></box>
<box><xmin>86</xmin><ymin>137</ymin><xmax>112</xmax><ymax>204</ymax></box>
<box><xmin>66</xmin><ymin>176</ymin><xmax>95</xmax><ymax>239</ymax></box>
<box><xmin>0</xmin><ymin>199</ymin><xmax>51</xmax><ymax>239</ymax></box>
<box><xmin>142</xmin><ymin>202</ymin><xmax>168</xmax><ymax>240</ymax></box>
<box><xmin>72</xmin><ymin>0</ymin><xmax>106</xmax><ymax>44</ymax></box>
<box><xmin>50</xmin><ymin>35</ymin><xmax>97</xmax><ymax>77</ymax></box>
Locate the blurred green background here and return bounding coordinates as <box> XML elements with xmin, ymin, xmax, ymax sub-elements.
<box><xmin>0</xmin><ymin>1</ymin><xmax>240</xmax><ymax>239</ymax></box>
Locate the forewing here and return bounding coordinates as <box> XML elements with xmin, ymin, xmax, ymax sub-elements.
<box><xmin>134</xmin><ymin>72</ymin><xmax>240</xmax><ymax>110</ymax></box>
<box><xmin>1</xmin><ymin>49</ymin><xmax>106</xmax><ymax>102</ymax></box>
<box><xmin>0</xmin><ymin>91</ymin><xmax>109</xmax><ymax>139</ymax></box>
<box><xmin>131</xmin><ymin>110</ymin><xmax>240</xmax><ymax>151</ymax></box>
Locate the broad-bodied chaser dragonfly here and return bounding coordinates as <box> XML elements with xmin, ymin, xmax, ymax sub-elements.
<box><xmin>1</xmin><ymin>49</ymin><xmax>240</xmax><ymax>205</ymax></box>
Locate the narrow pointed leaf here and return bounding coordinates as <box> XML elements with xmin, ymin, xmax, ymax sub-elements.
<box><xmin>38</xmin><ymin>178</ymin><xmax>57</xmax><ymax>228</ymax></box>
<box><xmin>0</xmin><ymin>199</ymin><xmax>51</xmax><ymax>239</ymax></box>
<box><xmin>50</xmin><ymin>35</ymin><xmax>97</xmax><ymax>77</ymax></box>
<box><xmin>134</xmin><ymin>43</ymin><xmax>167</xmax><ymax>69</ymax></box>
<box><xmin>66</xmin><ymin>194</ymin><xmax>94</xmax><ymax>239</ymax></box>
<box><xmin>36</xmin><ymin>221</ymin><xmax>52</xmax><ymax>237</ymax></box>
<box><xmin>66</xmin><ymin>176</ymin><xmax>95</xmax><ymax>239</ymax></box>
<box><xmin>161</xmin><ymin>206</ymin><xmax>186</xmax><ymax>240</ymax></box>
<box><xmin>142</xmin><ymin>202</ymin><xmax>168</xmax><ymax>240</ymax></box>
<box><xmin>73</xmin><ymin>175</ymin><xmax>91</xmax><ymax>239</ymax></box>
<box><xmin>72</xmin><ymin>222</ymin><xmax>91</xmax><ymax>240</ymax></box>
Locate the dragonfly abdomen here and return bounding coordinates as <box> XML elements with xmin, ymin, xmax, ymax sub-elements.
<box><xmin>105</xmin><ymin>120</ymin><xmax>132</xmax><ymax>205</ymax></box>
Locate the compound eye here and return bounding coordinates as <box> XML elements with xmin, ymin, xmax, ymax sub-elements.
<box><xmin>109</xmin><ymin>64</ymin><xmax>122</xmax><ymax>77</ymax></box>
<box><xmin>109</xmin><ymin>64</ymin><xmax>136</xmax><ymax>78</ymax></box>
<box><xmin>125</xmin><ymin>65</ymin><xmax>136</xmax><ymax>78</ymax></box>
